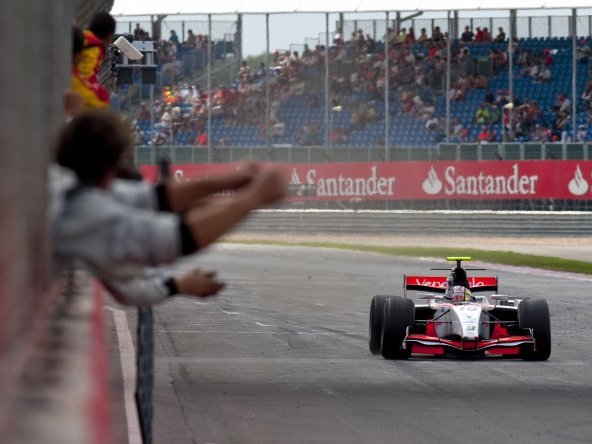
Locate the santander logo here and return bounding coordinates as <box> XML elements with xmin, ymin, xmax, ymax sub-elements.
<box><xmin>291</xmin><ymin>168</ymin><xmax>302</xmax><ymax>185</ymax></box>
<box><xmin>422</xmin><ymin>166</ymin><xmax>443</xmax><ymax>195</ymax></box>
<box><xmin>568</xmin><ymin>165</ymin><xmax>589</xmax><ymax>196</ymax></box>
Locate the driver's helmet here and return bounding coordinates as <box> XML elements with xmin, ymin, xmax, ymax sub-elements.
<box><xmin>448</xmin><ymin>285</ymin><xmax>475</xmax><ymax>304</ymax></box>
<box><xmin>452</xmin><ymin>285</ymin><xmax>465</xmax><ymax>303</ymax></box>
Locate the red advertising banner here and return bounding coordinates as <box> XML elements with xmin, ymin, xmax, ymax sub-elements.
<box><xmin>140</xmin><ymin>160</ymin><xmax>592</xmax><ymax>201</ymax></box>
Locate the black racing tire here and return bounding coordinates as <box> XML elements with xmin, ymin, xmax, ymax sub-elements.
<box><xmin>369</xmin><ymin>295</ymin><xmax>390</xmax><ymax>355</ymax></box>
<box><xmin>381</xmin><ymin>296</ymin><xmax>415</xmax><ymax>360</ymax></box>
<box><xmin>518</xmin><ymin>299</ymin><xmax>551</xmax><ymax>361</ymax></box>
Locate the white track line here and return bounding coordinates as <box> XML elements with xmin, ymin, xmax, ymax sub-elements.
<box><xmin>107</xmin><ymin>306</ymin><xmax>142</xmax><ymax>444</ymax></box>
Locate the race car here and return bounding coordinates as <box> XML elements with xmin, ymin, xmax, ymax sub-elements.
<box><xmin>369</xmin><ymin>257</ymin><xmax>551</xmax><ymax>360</ymax></box>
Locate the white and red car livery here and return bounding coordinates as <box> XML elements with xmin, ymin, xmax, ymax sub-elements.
<box><xmin>369</xmin><ymin>257</ymin><xmax>551</xmax><ymax>360</ymax></box>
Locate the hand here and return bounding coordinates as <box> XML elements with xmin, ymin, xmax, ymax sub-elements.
<box><xmin>175</xmin><ymin>269</ymin><xmax>225</xmax><ymax>298</ymax></box>
<box><xmin>227</xmin><ymin>162</ymin><xmax>260</xmax><ymax>190</ymax></box>
<box><xmin>247</xmin><ymin>166</ymin><xmax>289</xmax><ymax>207</ymax></box>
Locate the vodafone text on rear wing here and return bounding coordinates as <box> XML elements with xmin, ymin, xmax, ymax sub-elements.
<box><xmin>403</xmin><ymin>275</ymin><xmax>498</xmax><ymax>296</ymax></box>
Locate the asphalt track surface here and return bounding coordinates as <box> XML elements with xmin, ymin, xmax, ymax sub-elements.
<box><xmin>127</xmin><ymin>244</ymin><xmax>592</xmax><ymax>444</ymax></box>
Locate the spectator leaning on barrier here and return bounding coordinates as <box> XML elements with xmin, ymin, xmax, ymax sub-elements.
<box><xmin>50</xmin><ymin>110</ymin><xmax>288</xmax><ymax>306</ymax></box>
<box><xmin>71</xmin><ymin>12</ymin><xmax>115</xmax><ymax>110</ymax></box>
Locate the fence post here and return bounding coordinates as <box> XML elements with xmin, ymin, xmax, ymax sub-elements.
<box><xmin>135</xmin><ymin>306</ymin><xmax>154</xmax><ymax>444</ymax></box>
<box><xmin>134</xmin><ymin>159</ymin><xmax>170</xmax><ymax>444</ymax></box>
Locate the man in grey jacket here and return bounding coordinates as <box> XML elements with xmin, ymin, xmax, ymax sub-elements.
<box><xmin>51</xmin><ymin>110</ymin><xmax>288</xmax><ymax>305</ymax></box>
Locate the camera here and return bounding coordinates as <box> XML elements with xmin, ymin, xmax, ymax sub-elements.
<box><xmin>113</xmin><ymin>35</ymin><xmax>143</xmax><ymax>61</ymax></box>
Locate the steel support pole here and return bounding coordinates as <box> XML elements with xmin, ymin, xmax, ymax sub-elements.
<box><xmin>509</xmin><ymin>10</ymin><xmax>514</xmax><ymax>142</ymax></box>
<box><xmin>207</xmin><ymin>14</ymin><xmax>212</xmax><ymax>160</ymax></box>
<box><xmin>446</xmin><ymin>11</ymin><xmax>451</xmax><ymax>143</ymax></box>
<box><xmin>572</xmin><ymin>9</ymin><xmax>578</xmax><ymax>142</ymax></box>
<box><xmin>324</xmin><ymin>13</ymin><xmax>331</xmax><ymax>156</ymax></box>
<box><xmin>266</xmin><ymin>14</ymin><xmax>271</xmax><ymax>151</ymax></box>
<box><xmin>384</xmin><ymin>11</ymin><xmax>390</xmax><ymax>159</ymax></box>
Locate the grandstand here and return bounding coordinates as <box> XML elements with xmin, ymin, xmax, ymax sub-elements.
<box><xmin>107</xmin><ymin>4</ymin><xmax>592</xmax><ymax>161</ymax></box>
<box><xmin>122</xmin><ymin>36</ymin><xmax>589</xmax><ymax>153</ymax></box>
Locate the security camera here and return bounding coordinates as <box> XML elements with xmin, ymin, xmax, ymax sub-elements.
<box><xmin>113</xmin><ymin>36</ymin><xmax>143</xmax><ymax>61</ymax></box>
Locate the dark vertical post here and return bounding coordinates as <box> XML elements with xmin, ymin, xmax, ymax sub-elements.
<box><xmin>207</xmin><ymin>14</ymin><xmax>212</xmax><ymax>159</ymax></box>
<box><xmin>446</xmin><ymin>11</ymin><xmax>451</xmax><ymax>143</ymax></box>
<box><xmin>236</xmin><ymin>14</ymin><xmax>243</xmax><ymax>80</ymax></box>
<box><xmin>572</xmin><ymin>8</ymin><xmax>577</xmax><ymax>142</ymax></box>
<box><xmin>324</xmin><ymin>13</ymin><xmax>331</xmax><ymax>156</ymax></box>
<box><xmin>266</xmin><ymin>14</ymin><xmax>271</xmax><ymax>151</ymax></box>
<box><xmin>384</xmin><ymin>11</ymin><xmax>389</xmax><ymax>159</ymax></box>
<box><xmin>135</xmin><ymin>306</ymin><xmax>154</xmax><ymax>444</ymax></box>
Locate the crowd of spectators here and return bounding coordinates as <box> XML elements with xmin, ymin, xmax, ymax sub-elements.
<box><xmin>125</xmin><ymin>22</ymin><xmax>592</xmax><ymax>146</ymax></box>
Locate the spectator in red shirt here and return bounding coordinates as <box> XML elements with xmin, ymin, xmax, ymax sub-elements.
<box><xmin>194</xmin><ymin>131</ymin><xmax>208</xmax><ymax>146</ymax></box>
<box><xmin>543</xmin><ymin>48</ymin><xmax>554</xmax><ymax>66</ymax></box>
<box><xmin>475</xmin><ymin>27</ymin><xmax>484</xmax><ymax>42</ymax></box>
<box><xmin>478</xmin><ymin>126</ymin><xmax>495</xmax><ymax>143</ymax></box>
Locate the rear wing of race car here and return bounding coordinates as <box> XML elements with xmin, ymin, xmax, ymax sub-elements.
<box><xmin>403</xmin><ymin>275</ymin><xmax>498</xmax><ymax>296</ymax></box>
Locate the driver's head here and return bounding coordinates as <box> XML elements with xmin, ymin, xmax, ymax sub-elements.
<box><xmin>452</xmin><ymin>285</ymin><xmax>466</xmax><ymax>303</ymax></box>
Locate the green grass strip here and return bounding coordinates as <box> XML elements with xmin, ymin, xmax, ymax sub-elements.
<box><xmin>225</xmin><ymin>239</ymin><xmax>592</xmax><ymax>275</ymax></box>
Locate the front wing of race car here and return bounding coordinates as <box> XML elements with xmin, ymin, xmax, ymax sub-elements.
<box><xmin>405</xmin><ymin>321</ymin><xmax>535</xmax><ymax>356</ymax></box>
<box><xmin>405</xmin><ymin>334</ymin><xmax>535</xmax><ymax>356</ymax></box>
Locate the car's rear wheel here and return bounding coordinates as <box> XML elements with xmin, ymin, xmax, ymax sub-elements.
<box><xmin>369</xmin><ymin>295</ymin><xmax>390</xmax><ymax>355</ymax></box>
<box><xmin>381</xmin><ymin>296</ymin><xmax>415</xmax><ymax>360</ymax></box>
<box><xmin>518</xmin><ymin>299</ymin><xmax>551</xmax><ymax>361</ymax></box>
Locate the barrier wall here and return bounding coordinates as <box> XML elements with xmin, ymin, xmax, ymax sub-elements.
<box><xmin>141</xmin><ymin>159</ymin><xmax>592</xmax><ymax>202</ymax></box>
<box><xmin>0</xmin><ymin>1</ymin><xmax>72</xmax><ymax>436</ymax></box>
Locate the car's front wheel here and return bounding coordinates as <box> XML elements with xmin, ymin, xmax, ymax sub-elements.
<box><xmin>381</xmin><ymin>296</ymin><xmax>415</xmax><ymax>360</ymax></box>
<box><xmin>369</xmin><ymin>295</ymin><xmax>390</xmax><ymax>355</ymax></box>
<box><xmin>518</xmin><ymin>298</ymin><xmax>551</xmax><ymax>361</ymax></box>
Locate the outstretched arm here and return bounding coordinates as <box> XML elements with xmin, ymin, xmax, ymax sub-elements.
<box><xmin>183</xmin><ymin>165</ymin><xmax>288</xmax><ymax>249</ymax></box>
<box><xmin>101</xmin><ymin>267</ymin><xmax>225</xmax><ymax>306</ymax></box>
<box><xmin>164</xmin><ymin>163</ymin><xmax>260</xmax><ymax>213</ymax></box>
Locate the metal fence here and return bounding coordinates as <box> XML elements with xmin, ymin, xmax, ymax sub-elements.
<box><xmin>116</xmin><ymin>18</ymin><xmax>236</xmax><ymax>46</ymax></box>
<box><xmin>133</xmin><ymin>142</ymin><xmax>592</xmax><ymax>164</ymax></box>
<box><xmin>342</xmin><ymin>14</ymin><xmax>592</xmax><ymax>42</ymax></box>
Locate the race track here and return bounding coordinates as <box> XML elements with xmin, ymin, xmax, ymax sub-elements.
<box><xmin>136</xmin><ymin>244</ymin><xmax>592</xmax><ymax>443</ymax></box>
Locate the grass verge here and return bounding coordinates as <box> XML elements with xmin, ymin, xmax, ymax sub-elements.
<box><xmin>226</xmin><ymin>239</ymin><xmax>592</xmax><ymax>275</ymax></box>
